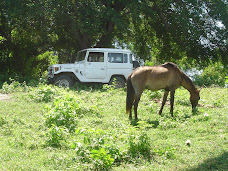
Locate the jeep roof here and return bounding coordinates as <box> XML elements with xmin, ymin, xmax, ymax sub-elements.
<box><xmin>78</xmin><ymin>48</ymin><xmax>132</xmax><ymax>53</ymax></box>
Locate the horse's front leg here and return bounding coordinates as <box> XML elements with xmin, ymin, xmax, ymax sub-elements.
<box><xmin>170</xmin><ymin>90</ymin><xmax>175</xmax><ymax>117</ymax></box>
<box><xmin>159</xmin><ymin>90</ymin><xmax>169</xmax><ymax>115</ymax></box>
<box><xmin>129</xmin><ymin>108</ymin><xmax>132</xmax><ymax>120</ymax></box>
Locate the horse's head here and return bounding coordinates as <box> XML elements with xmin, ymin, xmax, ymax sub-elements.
<box><xmin>190</xmin><ymin>89</ymin><xmax>200</xmax><ymax>109</ymax></box>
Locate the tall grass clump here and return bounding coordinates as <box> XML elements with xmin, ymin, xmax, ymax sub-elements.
<box><xmin>45</xmin><ymin>95</ymin><xmax>81</xmax><ymax>132</ymax></box>
<box><xmin>0</xmin><ymin>79</ymin><xmax>28</xmax><ymax>93</ymax></box>
<box><xmin>26</xmin><ymin>84</ymin><xmax>60</xmax><ymax>102</ymax></box>
<box><xmin>127</xmin><ymin>121</ymin><xmax>153</xmax><ymax>162</ymax></box>
<box><xmin>71</xmin><ymin>128</ymin><xmax>119</xmax><ymax>170</ymax></box>
<box><xmin>44</xmin><ymin>93</ymin><xmax>100</xmax><ymax>148</ymax></box>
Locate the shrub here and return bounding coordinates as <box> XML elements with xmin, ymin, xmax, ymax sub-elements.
<box><xmin>45</xmin><ymin>95</ymin><xmax>81</xmax><ymax>132</ymax></box>
<box><xmin>45</xmin><ymin>125</ymin><xmax>69</xmax><ymax>147</ymax></box>
<box><xmin>45</xmin><ymin>94</ymin><xmax>99</xmax><ymax>133</ymax></box>
<box><xmin>194</xmin><ymin>62</ymin><xmax>227</xmax><ymax>87</ymax></box>
<box><xmin>25</xmin><ymin>51</ymin><xmax>58</xmax><ymax>79</ymax></box>
<box><xmin>0</xmin><ymin>79</ymin><xmax>28</xmax><ymax>93</ymax></box>
<box><xmin>128</xmin><ymin>122</ymin><xmax>152</xmax><ymax>161</ymax></box>
<box><xmin>90</xmin><ymin>148</ymin><xmax>114</xmax><ymax>170</ymax></box>
<box><xmin>26</xmin><ymin>84</ymin><xmax>59</xmax><ymax>102</ymax></box>
<box><xmin>71</xmin><ymin>128</ymin><xmax>122</xmax><ymax>169</ymax></box>
<box><xmin>144</xmin><ymin>89</ymin><xmax>163</xmax><ymax>99</ymax></box>
<box><xmin>128</xmin><ymin>132</ymin><xmax>152</xmax><ymax>160</ymax></box>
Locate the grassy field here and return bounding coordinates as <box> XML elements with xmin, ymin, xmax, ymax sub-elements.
<box><xmin>0</xmin><ymin>82</ymin><xmax>227</xmax><ymax>170</ymax></box>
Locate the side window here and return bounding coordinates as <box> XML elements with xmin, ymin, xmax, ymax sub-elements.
<box><xmin>124</xmin><ymin>54</ymin><xmax>128</xmax><ymax>63</ymax></box>
<box><xmin>108</xmin><ymin>53</ymin><xmax>124</xmax><ymax>63</ymax></box>
<box><xmin>87</xmin><ymin>52</ymin><xmax>104</xmax><ymax>62</ymax></box>
<box><xmin>129</xmin><ymin>54</ymin><xmax>133</xmax><ymax>64</ymax></box>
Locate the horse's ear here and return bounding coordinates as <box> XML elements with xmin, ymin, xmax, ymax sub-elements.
<box><xmin>196</xmin><ymin>87</ymin><xmax>201</xmax><ymax>93</ymax></box>
<box><xmin>197</xmin><ymin>88</ymin><xmax>202</xmax><ymax>93</ymax></box>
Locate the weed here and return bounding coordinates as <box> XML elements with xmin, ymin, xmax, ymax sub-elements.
<box><xmin>90</xmin><ymin>148</ymin><xmax>114</xmax><ymax>170</ymax></box>
<box><xmin>128</xmin><ymin>127</ymin><xmax>152</xmax><ymax>161</ymax></box>
<box><xmin>0</xmin><ymin>80</ymin><xmax>28</xmax><ymax>93</ymax></box>
<box><xmin>26</xmin><ymin>84</ymin><xmax>59</xmax><ymax>102</ymax></box>
<box><xmin>45</xmin><ymin>95</ymin><xmax>80</xmax><ymax>132</ymax></box>
<box><xmin>154</xmin><ymin>146</ymin><xmax>176</xmax><ymax>159</ymax></box>
<box><xmin>0</xmin><ymin>116</ymin><xmax>7</xmax><ymax>126</ymax></box>
<box><xmin>144</xmin><ymin>89</ymin><xmax>163</xmax><ymax>99</ymax></box>
<box><xmin>0</xmin><ymin>84</ymin><xmax>227</xmax><ymax>170</ymax></box>
<box><xmin>45</xmin><ymin>125</ymin><xmax>69</xmax><ymax>147</ymax></box>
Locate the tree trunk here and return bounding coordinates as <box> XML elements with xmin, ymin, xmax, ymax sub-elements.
<box><xmin>95</xmin><ymin>22</ymin><xmax>115</xmax><ymax>48</ymax></box>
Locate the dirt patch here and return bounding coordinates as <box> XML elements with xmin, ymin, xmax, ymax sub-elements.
<box><xmin>0</xmin><ymin>93</ymin><xmax>12</xmax><ymax>101</ymax></box>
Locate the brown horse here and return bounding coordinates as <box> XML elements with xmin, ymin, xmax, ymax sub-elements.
<box><xmin>126</xmin><ymin>62</ymin><xmax>200</xmax><ymax>120</ymax></box>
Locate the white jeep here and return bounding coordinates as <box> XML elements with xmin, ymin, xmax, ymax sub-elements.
<box><xmin>48</xmin><ymin>48</ymin><xmax>138</xmax><ymax>88</ymax></box>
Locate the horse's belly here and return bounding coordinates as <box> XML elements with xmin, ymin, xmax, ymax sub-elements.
<box><xmin>145</xmin><ymin>76</ymin><xmax>175</xmax><ymax>91</ymax></box>
<box><xmin>145</xmin><ymin>82</ymin><xmax>166</xmax><ymax>91</ymax></box>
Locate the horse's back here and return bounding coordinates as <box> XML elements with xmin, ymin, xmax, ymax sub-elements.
<box><xmin>130</xmin><ymin>64</ymin><xmax>182</xmax><ymax>91</ymax></box>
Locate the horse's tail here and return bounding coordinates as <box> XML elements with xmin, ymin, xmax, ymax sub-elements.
<box><xmin>126</xmin><ymin>74</ymin><xmax>135</xmax><ymax>114</ymax></box>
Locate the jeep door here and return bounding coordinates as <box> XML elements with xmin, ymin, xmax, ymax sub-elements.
<box><xmin>107</xmin><ymin>53</ymin><xmax>133</xmax><ymax>77</ymax></box>
<box><xmin>84</xmin><ymin>52</ymin><xmax>106</xmax><ymax>79</ymax></box>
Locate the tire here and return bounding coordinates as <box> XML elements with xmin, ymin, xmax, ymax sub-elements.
<box><xmin>54</xmin><ymin>75</ymin><xmax>73</xmax><ymax>88</ymax></box>
<box><xmin>109</xmin><ymin>77</ymin><xmax>126</xmax><ymax>88</ymax></box>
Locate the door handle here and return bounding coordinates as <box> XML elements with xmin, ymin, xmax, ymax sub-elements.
<box><xmin>101</xmin><ymin>68</ymin><xmax>105</xmax><ymax>70</ymax></box>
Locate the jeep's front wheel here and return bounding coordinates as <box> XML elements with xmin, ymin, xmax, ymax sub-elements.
<box><xmin>109</xmin><ymin>77</ymin><xmax>125</xmax><ymax>88</ymax></box>
<box><xmin>54</xmin><ymin>75</ymin><xmax>73</xmax><ymax>87</ymax></box>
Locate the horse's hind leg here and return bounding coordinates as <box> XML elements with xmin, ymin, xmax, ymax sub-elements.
<box><xmin>128</xmin><ymin>95</ymin><xmax>135</xmax><ymax>120</ymax></box>
<box><xmin>134</xmin><ymin>91</ymin><xmax>143</xmax><ymax>120</ymax></box>
<box><xmin>159</xmin><ymin>90</ymin><xmax>169</xmax><ymax>115</ymax></box>
<box><xmin>126</xmin><ymin>83</ymin><xmax>135</xmax><ymax>120</ymax></box>
<box><xmin>170</xmin><ymin>90</ymin><xmax>175</xmax><ymax>117</ymax></box>
<box><xmin>134</xmin><ymin>97</ymin><xmax>140</xmax><ymax>120</ymax></box>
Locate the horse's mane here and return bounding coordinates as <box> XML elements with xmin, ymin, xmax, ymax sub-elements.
<box><xmin>162</xmin><ymin>62</ymin><xmax>197</xmax><ymax>90</ymax></box>
<box><xmin>162</xmin><ymin>62</ymin><xmax>178</xmax><ymax>68</ymax></box>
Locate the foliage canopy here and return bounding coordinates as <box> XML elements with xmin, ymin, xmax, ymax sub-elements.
<box><xmin>0</xmin><ymin>0</ymin><xmax>227</xmax><ymax>76</ymax></box>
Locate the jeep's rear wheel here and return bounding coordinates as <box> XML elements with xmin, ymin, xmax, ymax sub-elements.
<box><xmin>109</xmin><ymin>77</ymin><xmax>125</xmax><ymax>88</ymax></box>
<box><xmin>54</xmin><ymin>75</ymin><xmax>73</xmax><ymax>87</ymax></box>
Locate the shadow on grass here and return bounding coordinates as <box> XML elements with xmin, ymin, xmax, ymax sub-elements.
<box><xmin>187</xmin><ymin>152</ymin><xmax>228</xmax><ymax>171</ymax></box>
<box><xmin>130</xmin><ymin>119</ymin><xmax>159</xmax><ymax>129</ymax></box>
<box><xmin>147</xmin><ymin>120</ymin><xmax>159</xmax><ymax>128</ymax></box>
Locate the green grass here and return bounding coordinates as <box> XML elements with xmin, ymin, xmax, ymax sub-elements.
<box><xmin>0</xmin><ymin>83</ymin><xmax>227</xmax><ymax>170</ymax></box>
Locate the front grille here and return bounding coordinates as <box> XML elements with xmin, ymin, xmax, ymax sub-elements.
<box><xmin>48</xmin><ymin>67</ymin><xmax>54</xmax><ymax>78</ymax></box>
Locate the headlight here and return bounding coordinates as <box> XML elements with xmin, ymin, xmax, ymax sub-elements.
<box><xmin>54</xmin><ymin>67</ymin><xmax>59</xmax><ymax>72</ymax></box>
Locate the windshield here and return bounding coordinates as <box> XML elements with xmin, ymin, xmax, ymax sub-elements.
<box><xmin>75</xmin><ymin>50</ymin><xmax>86</xmax><ymax>62</ymax></box>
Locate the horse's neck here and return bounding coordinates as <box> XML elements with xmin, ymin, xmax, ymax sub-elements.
<box><xmin>181</xmin><ymin>74</ymin><xmax>197</xmax><ymax>94</ymax></box>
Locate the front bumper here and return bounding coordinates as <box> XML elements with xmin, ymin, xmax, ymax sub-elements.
<box><xmin>47</xmin><ymin>77</ymin><xmax>55</xmax><ymax>84</ymax></box>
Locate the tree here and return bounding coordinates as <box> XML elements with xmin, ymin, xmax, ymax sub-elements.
<box><xmin>0</xmin><ymin>0</ymin><xmax>227</xmax><ymax>77</ymax></box>
<box><xmin>45</xmin><ymin>0</ymin><xmax>228</xmax><ymax>64</ymax></box>
<box><xmin>0</xmin><ymin>0</ymin><xmax>51</xmax><ymax>75</ymax></box>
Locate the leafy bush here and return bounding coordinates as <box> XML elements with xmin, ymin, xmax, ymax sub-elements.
<box><xmin>144</xmin><ymin>89</ymin><xmax>163</xmax><ymax>99</ymax></box>
<box><xmin>45</xmin><ymin>94</ymin><xmax>99</xmax><ymax>133</ymax></box>
<box><xmin>45</xmin><ymin>125</ymin><xmax>69</xmax><ymax>147</ymax></box>
<box><xmin>0</xmin><ymin>79</ymin><xmax>28</xmax><ymax>93</ymax></box>
<box><xmin>71</xmin><ymin>128</ymin><xmax>120</xmax><ymax>170</ymax></box>
<box><xmin>26</xmin><ymin>84</ymin><xmax>59</xmax><ymax>102</ymax></box>
<box><xmin>45</xmin><ymin>95</ymin><xmax>81</xmax><ymax>132</ymax></box>
<box><xmin>127</xmin><ymin>122</ymin><xmax>152</xmax><ymax>161</ymax></box>
<box><xmin>128</xmin><ymin>132</ymin><xmax>151</xmax><ymax>160</ymax></box>
<box><xmin>25</xmin><ymin>51</ymin><xmax>58</xmax><ymax>78</ymax></box>
<box><xmin>193</xmin><ymin>62</ymin><xmax>227</xmax><ymax>87</ymax></box>
<box><xmin>90</xmin><ymin>148</ymin><xmax>114</xmax><ymax>170</ymax></box>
